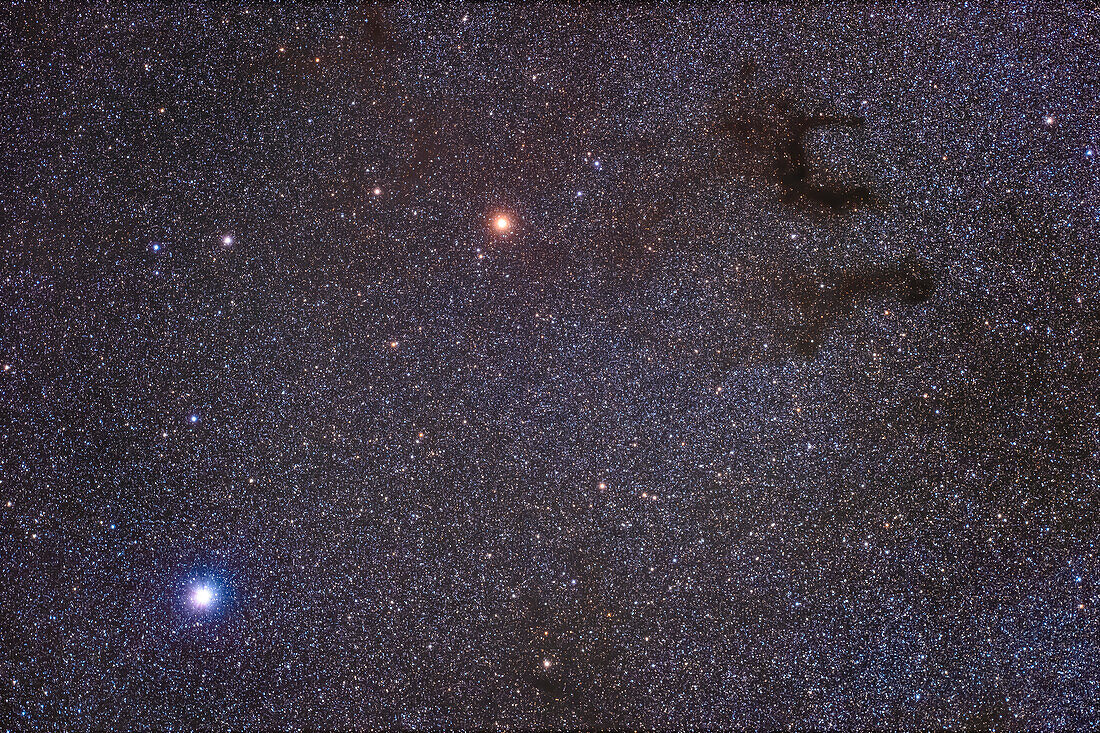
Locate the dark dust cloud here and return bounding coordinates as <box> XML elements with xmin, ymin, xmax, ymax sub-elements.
<box><xmin>2</xmin><ymin>5</ymin><xmax>1098</xmax><ymax>730</ymax></box>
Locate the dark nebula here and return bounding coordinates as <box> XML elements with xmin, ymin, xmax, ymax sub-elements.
<box><xmin>718</xmin><ymin>94</ymin><xmax>881</xmax><ymax>214</ymax></box>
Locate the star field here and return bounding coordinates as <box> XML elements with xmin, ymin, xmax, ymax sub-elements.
<box><xmin>2</xmin><ymin>5</ymin><xmax>1099</xmax><ymax>730</ymax></box>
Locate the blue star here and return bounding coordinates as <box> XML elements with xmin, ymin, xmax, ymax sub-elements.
<box><xmin>190</xmin><ymin>583</ymin><xmax>216</xmax><ymax>609</ymax></box>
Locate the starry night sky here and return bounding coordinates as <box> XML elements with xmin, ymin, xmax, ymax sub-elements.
<box><xmin>3</xmin><ymin>4</ymin><xmax>1099</xmax><ymax>730</ymax></box>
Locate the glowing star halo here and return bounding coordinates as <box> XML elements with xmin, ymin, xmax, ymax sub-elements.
<box><xmin>492</xmin><ymin>214</ymin><xmax>511</xmax><ymax>232</ymax></box>
<box><xmin>191</xmin><ymin>584</ymin><xmax>215</xmax><ymax>608</ymax></box>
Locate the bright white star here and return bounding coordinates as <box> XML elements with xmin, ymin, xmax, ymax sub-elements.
<box><xmin>191</xmin><ymin>584</ymin><xmax>215</xmax><ymax>608</ymax></box>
